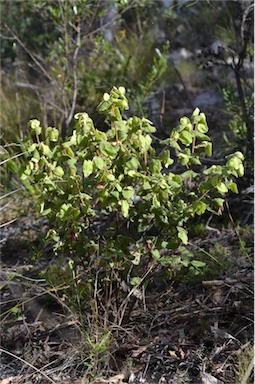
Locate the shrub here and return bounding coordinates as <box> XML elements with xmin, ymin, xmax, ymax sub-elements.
<box><xmin>19</xmin><ymin>86</ymin><xmax>244</xmax><ymax>284</ymax></box>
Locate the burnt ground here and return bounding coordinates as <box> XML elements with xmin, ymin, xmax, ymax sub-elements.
<box><xmin>0</xmin><ymin>217</ymin><xmax>254</xmax><ymax>384</ymax></box>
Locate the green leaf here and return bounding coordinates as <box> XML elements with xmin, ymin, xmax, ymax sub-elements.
<box><xmin>20</xmin><ymin>173</ymin><xmax>28</xmax><ymax>180</ymax></box>
<box><xmin>65</xmin><ymin>146</ymin><xmax>75</xmax><ymax>158</ymax></box>
<box><xmin>42</xmin><ymin>207</ymin><xmax>52</xmax><ymax>216</ymax></box>
<box><xmin>30</xmin><ymin>119</ymin><xmax>42</xmax><ymax>135</ymax></box>
<box><xmin>39</xmin><ymin>202</ymin><xmax>45</xmax><ymax>214</ymax></box>
<box><xmin>54</xmin><ymin>166</ymin><xmax>64</xmax><ymax>177</ymax></box>
<box><xmin>138</xmin><ymin>134</ymin><xmax>146</xmax><ymax>150</ymax></box>
<box><xmin>144</xmin><ymin>134</ymin><xmax>152</xmax><ymax>150</ymax></box>
<box><xmin>194</xmin><ymin>131</ymin><xmax>210</xmax><ymax>141</ymax></box>
<box><xmin>46</xmin><ymin>127</ymin><xmax>59</xmax><ymax>142</ymax></box>
<box><xmin>126</xmin><ymin>157</ymin><xmax>140</xmax><ymax>170</ymax></box>
<box><xmin>67</xmin><ymin>158</ymin><xmax>77</xmax><ymax>170</ymax></box>
<box><xmin>122</xmin><ymin>187</ymin><xmax>135</xmax><ymax>199</ymax></box>
<box><xmin>168</xmin><ymin>180</ymin><xmax>181</xmax><ymax>189</ymax></box>
<box><xmin>141</xmin><ymin>118</ymin><xmax>156</xmax><ymax>133</ymax></box>
<box><xmin>11</xmin><ymin>306</ymin><xmax>21</xmax><ymax>317</ymax></box>
<box><xmin>83</xmin><ymin>159</ymin><xmax>93</xmax><ymax>177</ymax></box>
<box><xmin>190</xmin><ymin>156</ymin><xmax>201</xmax><ymax>165</ymax></box>
<box><xmin>97</xmin><ymin>99</ymin><xmax>112</xmax><ymax>113</ymax></box>
<box><xmin>180</xmin><ymin>259</ymin><xmax>190</xmax><ymax>267</ymax></box>
<box><xmin>191</xmin><ymin>260</ymin><xmax>206</xmax><ymax>268</ymax></box>
<box><xmin>116</xmin><ymin>183</ymin><xmax>122</xmax><ymax>192</ymax></box>
<box><xmin>143</xmin><ymin>181</ymin><xmax>151</xmax><ymax>190</ymax></box>
<box><xmin>100</xmin><ymin>142</ymin><xmax>119</xmax><ymax>157</ymax></box>
<box><xmin>192</xmin><ymin>107</ymin><xmax>200</xmax><ymax>116</ymax></box>
<box><xmin>180</xmin><ymin>117</ymin><xmax>191</xmax><ymax>127</ymax></box>
<box><xmin>213</xmin><ymin>198</ymin><xmax>225</xmax><ymax>208</ymax></box>
<box><xmin>28</xmin><ymin>143</ymin><xmax>36</xmax><ymax>152</ymax></box>
<box><xmin>226</xmin><ymin>151</ymin><xmax>244</xmax><ymax>163</ymax></box>
<box><xmin>121</xmin><ymin>200</ymin><xmax>129</xmax><ymax>218</ymax></box>
<box><xmin>63</xmin><ymin>134</ymin><xmax>77</xmax><ymax>147</ymax></box>
<box><xmin>204</xmin><ymin>165</ymin><xmax>221</xmax><ymax>176</ymax></box>
<box><xmin>103</xmin><ymin>92</ymin><xmax>110</xmax><ymax>101</ymax></box>
<box><xmin>118</xmin><ymin>86</ymin><xmax>126</xmax><ymax>95</ymax></box>
<box><xmin>95</xmin><ymin>129</ymin><xmax>107</xmax><ymax>141</ymax></box>
<box><xmin>39</xmin><ymin>143</ymin><xmax>53</xmax><ymax>158</ymax></box>
<box><xmin>205</xmin><ymin>142</ymin><xmax>212</xmax><ymax>156</ymax></box>
<box><xmin>197</xmin><ymin>123</ymin><xmax>208</xmax><ymax>133</ymax></box>
<box><xmin>112</xmin><ymin>106</ymin><xmax>122</xmax><ymax>120</ymax></box>
<box><xmin>235</xmin><ymin>151</ymin><xmax>244</xmax><ymax>160</ymax></box>
<box><xmin>149</xmin><ymin>159</ymin><xmax>162</xmax><ymax>174</ymax></box>
<box><xmin>8</xmin><ymin>160</ymin><xmax>19</xmax><ymax>174</ymax></box>
<box><xmin>130</xmin><ymin>276</ymin><xmax>141</xmax><ymax>285</ymax></box>
<box><xmin>111</xmin><ymin>191</ymin><xmax>119</xmax><ymax>199</ymax></box>
<box><xmin>227</xmin><ymin>182</ymin><xmax>238</xmax><ymax>194</ymax></box>
<box><xmin>178</xmin><ymin>153</ymin><xmax>190</xmax><ymax>166</ymax></box>
<box><xmin>161</xmin><ymin>149</ymin><xmax>174</xmax><ymax>168</ymax></box>
<box><xmin>181</xmin><ymin>170</ymin><xmax>198</xmax><ymax>179</ymax></box>
<box><xmin>107</xmin><ymin>173</ymin><xmax>115</xmax><ymax>181</ymax></box>
<box><xmin>217</xmin><ymin>181</ymin><xmax>228</xmax><ymax>194</ymax></box>
<box><xmin>114</xmin><ymin>121</ymin><xmax>128</xmax><ymax>139</ymax></box>
<box><xmin>81</xmin><ymin>193</ymin><xmax>92</xmax><ymax>201</ymax></box>
<box><xmin>152</xmin><ymin>195</ymin><xmax>160</xmax><ymax>207</ymax></box>
<box><xmin>179</xmin><ymin>130</ymin><xmax>193</xmax><ymax>145</ymax></box>
<box><xmin>152</xmin><ymin>249</ymin><xmax>161</xmax><ymax>260</ymax></box>
<box><xmin>227</xmin><ymin>156</ymin><xmax>242</xmax><ymax>170</ymax></box>
<box><xmin>192</xmin><ymin>201</ymin><xmax>207</xmax><ymax>215</ymax></box>
<box><xmin>177</xmin><ymin>226</ymin><xmax>188</xmax><ymax>245</ymax></box>
<box><xmin>138</xmin><ymin>133</ymin><xmax>152</xmax><ymax>152</ymax></box>
<box><xmin>94</xmin><ymin>156</ymin><xmax>105</xmax><ymax>170</ymax></box>
<box><xmin>127</xmin><ymin>170</ymin><xmax>136</xmax><ymax>177</ymax></box>
<box><xmin>237</xmin><ymin>163</ymin><xmax>244</xmax><ymax>177</ymax></box>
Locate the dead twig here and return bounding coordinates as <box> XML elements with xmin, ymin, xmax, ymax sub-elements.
<box><xmin>0</xmin><ymin>348</ymin><xmax>56</xmax><ymax>384</ymax></box>
<box><xmin>5</xmin><ymin>26</ymin><xmax>53</xmax><ymax>84</ymax></box>
<box><xmin>205</xmin><ymin>215</ymin><xmax>221</xmax><ymax>236</ymax></box>
<box><xmin>0</xmin><ymin>218</ymin><xmax>17</xmax><ymax>228</ymax></box>
<box><xmin>0</xmin><ymin>151</ymin><xmax>29</xmax><ymax>166</ymax></box>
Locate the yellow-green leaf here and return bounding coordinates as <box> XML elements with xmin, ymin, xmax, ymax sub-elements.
<box><xmin>122</xmin><ymin>187</ymin><xmax>135</xmax><ymax>199</ymax></box>
<box><xmin>121</xmin><ymin>200</ymin><xmax>129</xmax><ymax>218</ymax></box>
<box><xmin>177</xmin><ymin>226</ymin><xmax>188</xmax><ymax>245</ymax></box>
<box><xmin>94</xmin><ymin>156</ymin><xmax>105</xmax><ymax>170</ymax></box>
<box><xmin>83</xmin><ymin>159</ymin><xmax>93</xmax><ymax>177</ymax></box>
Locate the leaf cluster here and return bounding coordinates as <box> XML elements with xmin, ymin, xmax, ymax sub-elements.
<box><xmin>19</xmin><ymin>86</ymin><xmax>244</xmax><ymax>274</ymax></box>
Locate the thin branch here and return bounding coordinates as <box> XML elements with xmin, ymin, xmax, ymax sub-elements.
<box><xmin>0</xmin><ymin>199</ymin><xmax>14</xmax><ymax>211</ymax></box>
<box><xmin>240</xmin><ymin>3</ymin><xmax>254</xmax><ymax>46</ymax></box>
<box><xmin>0</xmin><ymin>188</ymin><xmax>25</xmax><ymax>200</ymax></box>
<box><xmin>167</xmin><ymin>58</ymin><xmax>194</xmax><ymax>110</ymax></box>
<box><xmin>5</xmin><ymin>25</ymin><xmax>52</xmax><ymax>83</ymax></box>
<box><xmin>87</xmin><ymin>0</ymin><xmax>101</xmax><ymax>32</ymax></box>
<box><xmin>0</xmin><ymin>348</ymin><xmax>56</xmax><ymax>384</ymax></box>
<box><xmin>66</xmin><ymin>25</ymin><xmax>81</xmax><ymax>129</ymax></box>
<box><xmin>3</xmin><ymin>143</ymin><xmax>21</xmax><ymax>148</ymax></box>
<box><xmin>117</xmin><ymin>264</ymin><xmax>155</xmax><ymax>326</ymax></box>
<box><xmin>0</xmin><ymin>151</ymin><xmax>28</xmax><ymax>166</ymax></box>
<box><xmin>83</xmin><ymin>0</ymin><xmax>137</xmax><ymax>40</ymax></box>
<box><xmin>0</xmin><ymin>218</ymin><xmax>17</xmax><ymax>228</ymax></box>
<box><xmin>0</xmin><ymin>33</ymin><xmax>16</xmax><ymax>41</ymax></box>
<box><xmin>58</xmin><ymin>0</ymin><xmax>70</xmax><ymax>125</ymax></box>
<box><xmin>14</xmin><ymin>82</ymin><xmax>41</xmax><ymax>91</ymax></box>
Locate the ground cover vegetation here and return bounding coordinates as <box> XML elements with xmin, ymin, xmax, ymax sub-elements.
<box><xmin>0</xmin><ymin>1</ymin><xmax>254</xmax><ymax>383</ymax></box>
